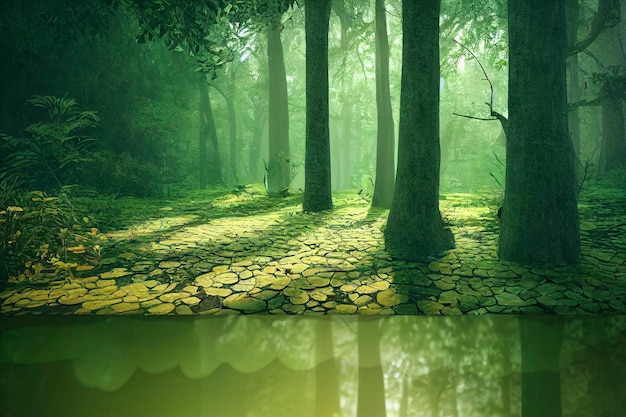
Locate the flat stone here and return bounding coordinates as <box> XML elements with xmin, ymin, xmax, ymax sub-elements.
<box><xmin>269</xmin><ymin>277</ymin><xmax>291</xmax><ymax>290</ymax></box>
<box><xmin>100</xmin><ymin>268</ymin><xmax>131</xmax><ymax>279</ymax></box>
<box><xmin>214</xmin><ymin>272</ymin><xmax>239</xmax><ymax>284</ymax></box>
<box><xmin>333</xmin><ymin>304</ymin><xmax>357</xmax><ymax>314</ymax></box>
<box><xmin>354</xmin><ymin>295</ymin><xmax>373</xmax><ymax>306</ymax></box>
<box><xmin>96</xmin><ymin>279</ymin><xmax>117</xmax><ymax>288</ymax></box>
<box><xmin>223</xmin><ymin>293</ymin><xmax>266</xmax><ymax>312</ymax></box>
<box><xmin>83</xmin><ymin>298</ymin><xmax>123</xmax><ymax>310</ymax></box>
<box><xmin>111</xmin><ymin>302</ymin><xmax>141</xmax><ymax>313</ymax></box>
<box><xmin>495</xmin><ymin>292</ymin><xmax>527</xmax><ymax>307</ymax></box>
<box><xmin>181</xmin><ymin>296</ymin><xmax>201</xmax><ymax>305</ymax></box>
<box><xmin>204</xmin><ymin>287</ymin><xmax>232</xmax><ymax>297</ymax></box>
<box><xmin>369</xmin><ymin>281</ymin><xmax>390</xmax><ymax>291</ymax></box>
<box><xmin>435</xmin><ymin>280</ymin><xmax>455</xmax><ymax>290</ymax></box>
<box><xmin>537</xmin><ymin>283</ymin><xmax>564</xmax><ymax>296</ymax></box>
<box><xmin>175</xmin><ymin>305</ymin><xmax>194</xmax><ymax>315</ymax></box>
<box><xmin>159</xmin><ymin>261</ymin><xmax>181</xmax><ymax>269</ymax></box>
<box><xmin>148</xmin><ymin>303</ymin><xmax>175</xmax><ymax>314</ymax></box>
<box><xmin>376</xmin><ymin>289</ymin><xmax>401</xmax><ymax>307</ymax></box>
<box><xmin>308</xmin><ymin>277</ymin><xmax>330</xmax><ymax>287</ymax></box>
<box><xmin>418</xmin><ymin>300</ymin><xmax>444</xmax><ymax>314</ymax></box>
<box><xmin>89</xmin><ymin>286</ymin><xmax>119</xmax><ymax>296</ymax></box>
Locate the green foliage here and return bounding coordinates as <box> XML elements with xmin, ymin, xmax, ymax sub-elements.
<box><xmin>0</xmin><ymin>96</ymin><xmax>99</xmax><ymax>191</ymax></box>
<box><xmin>592</xmin><ymin>66</ymin><xmax>626</xmax><ymax>99</ymax></box>
<box><xmin>79</xmin><ymin>151</ymin><xmax>163</xmax><ymax>197</ymax></box>
<box><xmin>0</xmin><ymin>186</ymin><xmax>102</xmax><ymax>286</ymax></box>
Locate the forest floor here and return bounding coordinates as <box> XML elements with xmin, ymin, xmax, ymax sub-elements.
<box><xmin>2</xmin><ymin>184</ymin><xmax>626</xmax><ymax>316</ymax></box>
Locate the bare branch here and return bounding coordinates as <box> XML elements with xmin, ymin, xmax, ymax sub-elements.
<box><xmin>568</xmin><ymin>0</ymin><xmax>619</xmax><ymax>56</ymax></box>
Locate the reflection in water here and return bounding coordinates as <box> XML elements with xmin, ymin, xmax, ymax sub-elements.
<box><xmin>0</xmin><ymin>315</ymin><xmax>625</xmax><ymax>417</ymax></box>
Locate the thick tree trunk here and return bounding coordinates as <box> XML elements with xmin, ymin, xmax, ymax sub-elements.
<box><xmin>357</xmin><ymin>317</ymin><xmax>387</xmax><ymax>417</ymax></box>
<box><xmin>384</xmin><ymin>0</ymin><xmax>454</xmax><ymax>261</ymax></box>
<box><xmin>303</xmin><ymin>0</ymin><xmax>333</xmax><ymax>212</ymax></box>
<box><xmin>371</xmin><ymin>0</ymin><xmax>396</xmax><ymax>209</ymax></box>
<box><xmin>267</xmin><ymin>20</ymin><xmax>291</xmax><ymax>196</ymax></box>
<box><xmin>519</xmin><ymin>317</ymin><xmax>564</xmax><ymax>417</ymax></box>
<box><xmin>599</xmin><ymin>96</ymin><xmax>626</xmax><ymax>174</ymax></box>
<box><xmin>499</xmin><ymin>0</ymin><xmax>579</xmax><ymax>264</ymax></box>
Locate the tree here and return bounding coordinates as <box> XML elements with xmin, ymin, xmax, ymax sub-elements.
<box><xmin>499</xmin><ymin>0</ymin><xmax>580</xmax><ymax>264</ymax></box>
<box><xmin>303</xmin><ymin>0</ymin><xmax>333</xmax><ymax>212</ymax></box>
<box><xmin>267</xmin><ymin>15</ymin><xmax>291</xmax><ymax>196</ymax></box>
<box><xmin>384</xmin><ymin>0</ymin><xmax>454</xmax><ymax>261</ymax></box>
<box><xmin>371</xmin><ymin>0</ymin><xmax>395</xmax><ymax>209</ymax></box>
<box><xmin>198</xmin><ymin>75</ymin><xmax>224</xmax><ymax>186</ymax></box>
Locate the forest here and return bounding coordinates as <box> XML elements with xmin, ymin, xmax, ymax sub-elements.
<box><xmin>0</xmin><ymin>0</ymin><xmax>625</xmax><ymax>316</ymax></box>
<box><xmin>1</xmin><ymin>1</ymin><xmax>626</xmax><ymax>417</ymax></box>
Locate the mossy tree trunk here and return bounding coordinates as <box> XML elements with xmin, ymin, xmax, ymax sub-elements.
<box><xmin>499</xmin><ymin>0</ymin><xmax>579</xmax><ymax>264</ymax></box>
<box><xmin>371</xmin><ymin>0</ymin><xmax>395</xmax><ymax>209</ymax></box>
<box><xmin>303</xmin><ymin>0</ymin><xmax>332</xmax><ymax>212</ymax></box>
<box><xmin>267</xmin><ymin>19</ymin><xmax>291</xmax><ymax>196</ymax></box>
<box><xmin>384</xmin><ymin>0</ymin><xmax>454</xmax><ymax>261</ymax></box>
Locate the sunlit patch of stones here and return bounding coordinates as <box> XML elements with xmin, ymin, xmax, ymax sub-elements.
<box><xmin>2</xmin><ymin>190</ymin><xmax>626</xmax><ymax>315</ymax></box>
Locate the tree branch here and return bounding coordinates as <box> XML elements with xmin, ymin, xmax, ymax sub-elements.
<box><xmin>452</xmin><ymin>40</ymin><xmax>508</xmax><ymax>135</ymax></box>
<box><xmin>568</xmin><ymin>0</ymin><xmax>619</xmax><ymax>56</ymax></box>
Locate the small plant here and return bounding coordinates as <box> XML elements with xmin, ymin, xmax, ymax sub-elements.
<box><xmin>0</xmin><ymin>95</ymin><xmax>99</xmax><ymax>191</ymax></box>
<box><xmin>0</xmin><ymin>187</ymin><xmax>104</xmax><ymax>286</ymax></box>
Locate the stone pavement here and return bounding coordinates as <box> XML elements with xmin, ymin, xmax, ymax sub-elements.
<box><xmin>1</xmin><ymin>190</ymin><xmax>625</xmax><ymax>315</ymax></box>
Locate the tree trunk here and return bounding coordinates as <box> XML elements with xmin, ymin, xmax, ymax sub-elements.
<box><xmin>384</xmin><ymin>0</ymin><xmax>454</xmax><ymax>261</ymax></box>
<box><xmin>267</xmin><ymin>20</ymin><xmax>291</xmax><ymax>196</ymax></box>
<box><xmin>198</xmin><ymin>77</ymin><xmax>209</xmax><ymax>189</ymax></box>
<box><xmin>248</xmin><ymin>104</ymin><xmax>266</xmax><ymax>182</ymax></box>
<box><xmin>371</xmin><ymin>0</ymin><xmax>395</xmax><ymax>209</ymax></box>
<box><xmin>340</xmin><ymin>100</ymin><xmax>353</xmax><ymax>189</ymax></box>
<box><xmin>228</xmin><ymin>70</ymin><xmax>238</xmax><ymax>185</ymax></box>
<box><xmin>599</xmin><ymin>96</ymin><xmax>626</xmax><ymax>174</ymax></box>
<box><xmin>566</xmin><ymin>0</ymin><xmax>582</xmax><ymax>169</ymax></box>
<box><xmin>303</xmin><ymin>0</ymin><xmax>333</xmax><ymax>212</ymax></box>
<box><xmin>357</xmin><ymin>317</ymin><xmax>387</xmax><ymax>417</ymax></box>
<box><xmin>519</xmin><ymin>317</ymin><xmax>564</xmax><ymax>417</ymax></box>
<box><xmin>198</xmin><ymin>75</ymin><xmax>223</xmax><ymax>186</ymax></box>
<box><xmin>499</xmin><ymin>0</ymin><xmax>579</xmax><ymax>264</ymax></box>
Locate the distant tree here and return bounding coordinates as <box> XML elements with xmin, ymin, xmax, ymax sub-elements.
<box><xmin>266</xmin><ymin>12</ymin><xmax>292</xmax><ymax>196</ymax></box>
<box><xmin>498</xmin><ymin>0</ymin><xmax>580</xmax><ymax>264</ymax></box>
<box><xmin>384</xmin><ymin>0</ymin><xmax>454</xmax><ymax>261</ymax></box>
<box><xmin>303</xmin><ymin>0</ymin><xmax>333</xmax><ymax>212</ymax></box>
<box><xmin>371</xmin><ymin>0</ymin><xmax>395</xmax><ymax>209</ymax></box>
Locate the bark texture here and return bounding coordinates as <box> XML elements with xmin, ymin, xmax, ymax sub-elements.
<box><xmin>303</xmin><ymin>0</ymin><xmax>333</xmax><ymax>212</ymax></box>
<box><xmin>499</xmin><ymin>0</ymin><xmax>580</xmax><ymax>264</ymax></box>
<box><xmin>384</xmin><ymin>0</ymin><xmax>454</xmax><ymax>261</ymax></box>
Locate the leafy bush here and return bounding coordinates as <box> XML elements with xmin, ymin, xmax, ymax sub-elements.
<box><xmin>0</xmin><ymin>186</ymin><xmax>102</xmax><ymax>287</ymax></box>
<box><xmin>78</xmin><ymin>151</ymin><xmax>163</xmax><ymax>197</ymax></box>
<box><xmin>0</xmin><ymin>95</ymin><xmax>99</xmax><ymax>191</ymax></box>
